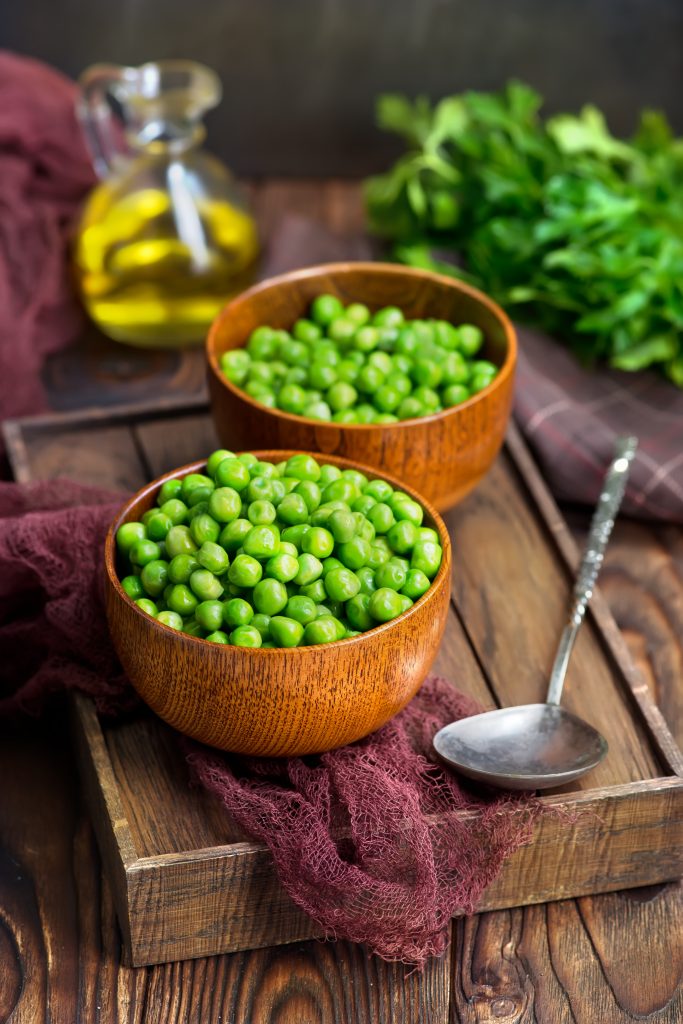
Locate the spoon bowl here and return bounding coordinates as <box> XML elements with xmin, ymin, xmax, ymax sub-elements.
<box><xmin>433</xmin><ymin>704</ymin><xmax>608</xmax><ymax>790</ymax></box>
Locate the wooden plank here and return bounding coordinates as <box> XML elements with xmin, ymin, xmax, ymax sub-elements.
<box><xmin>133</xmin><ymin>415</ymin><xmax>220</xmax><ymax>479</ymax></box>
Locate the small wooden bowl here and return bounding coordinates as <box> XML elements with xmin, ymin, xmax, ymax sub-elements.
<box><xmin>206</xmin><ymin>262</ymin><xmax>516</xmax><ymax>511</ymax></box>
<box><xmin>104</xmin><ymin>451</ymin><xmax>451</xmax><ymax>757</ymax></box>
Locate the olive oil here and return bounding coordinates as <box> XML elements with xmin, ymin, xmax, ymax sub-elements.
<box><xmin>74</xmin><ymin>60</ymin><xmax>259</xmax><ymax>346</ymax></box>
<box><xmin>75</xmin><ymin>186</ymin><xmax>258</xmax><ymax>345</ymax></box>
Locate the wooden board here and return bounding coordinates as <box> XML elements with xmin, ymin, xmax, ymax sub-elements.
<box><xmin>4</xmin><ymin>398</ymin><xmax>683</xmax><ymax>969</ymax></box>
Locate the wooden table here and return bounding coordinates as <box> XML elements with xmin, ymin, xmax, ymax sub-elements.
<box><xmin>2</xmin><ymin>182</ymin><xmax>682</xmax><ymax>1023</ymax></box>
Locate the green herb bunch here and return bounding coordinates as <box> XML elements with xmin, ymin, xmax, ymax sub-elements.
<box><xmin>364</xmin><ymin>82</ymin><xmax>683</xmax><ymax>385</ymax></box>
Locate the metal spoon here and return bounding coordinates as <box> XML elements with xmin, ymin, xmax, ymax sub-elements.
<box><xmin>433</xmin><ymin>436</ymin><xmax>638</xmax><ymax>790</ymax></box>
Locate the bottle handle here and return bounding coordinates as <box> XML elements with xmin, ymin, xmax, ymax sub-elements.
<box><xmin>76</xmin><ymin>64</ymin><xmax>134</xmax><ymax>178</ymax></box>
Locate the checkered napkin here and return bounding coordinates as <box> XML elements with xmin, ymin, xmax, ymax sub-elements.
<box><xmin>265</xmin><ymin>216</ymin><xmax>683</xmax><ymax>524</ymax></box>
<box><xmin>515</xmin><ymin>327</ymin><xmax>683</xmax><ymax>522</ymax></box>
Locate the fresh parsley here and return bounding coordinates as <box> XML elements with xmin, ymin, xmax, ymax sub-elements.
<box><xmin>364</xmin><ymin>83</ymin><xmax>683</xmax><ymax>386</ymax></box>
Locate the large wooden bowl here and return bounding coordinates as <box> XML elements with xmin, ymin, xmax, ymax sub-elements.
<box><xmin>104</xmin><ymin>451</ymin><xmax>451</xmax><ymax>757</ymax></box>
<box><xmin>207</xmin><ymin>263</ymin><xmax>516</xmax><ymax>511</ymax></box>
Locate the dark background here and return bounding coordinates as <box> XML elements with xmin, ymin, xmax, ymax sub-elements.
<box><xmin>3</xmin><ymin>0</ymin><xmax>682</xmax><ymax>176</ymax></box>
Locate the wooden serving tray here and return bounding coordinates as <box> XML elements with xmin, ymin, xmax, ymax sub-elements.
<box><xmin>5</xmin><ymin>397</ymin><xmax>683</xmax><ymax>968</ymax></box>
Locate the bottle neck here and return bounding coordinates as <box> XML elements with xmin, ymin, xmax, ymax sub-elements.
<box><xmin>128</xmin><ymin>120</ymin><xmax>206</xmax><ymax>157</ymax></box>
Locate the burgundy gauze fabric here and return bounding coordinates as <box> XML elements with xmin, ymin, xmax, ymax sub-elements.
<box><xmin>0</xmin><ymin>51</ymin><xmax>94</xmax><ymax>424</ymax></box>
<box><xmin>0</xmin><ymin>479</ymin><xmax>541</xmax><ymax>965</ymax></box>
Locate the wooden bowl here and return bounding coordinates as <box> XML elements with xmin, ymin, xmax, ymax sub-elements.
<box><xmin>206</xmin><ymin>262</ymin><xmax>517</xmax><ymax>511</ymax></box>
<box><xmin>104</xmin><ymin>451</ymin><xmax>451</xmax><ymax>757</ymax></box>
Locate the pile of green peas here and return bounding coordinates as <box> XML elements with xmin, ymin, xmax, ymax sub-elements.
<box><xmin>116</xmin><ymin>450</ymin><xmax>444</xmax><ymax>648</ymax></box>
<box><xmin>219</xmin><ymin>295</ymin><xmax>498</xmax><ymax>423</ymax></box>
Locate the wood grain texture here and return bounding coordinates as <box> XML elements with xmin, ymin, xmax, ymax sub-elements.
<box><xmin>206</xmin><ymin>262</ymin><xmax>517</xmax><ymax>511</ymax></box>
<box><xmin>104</xmin><ymin>452</ymin><xmax>452</xmax><ymax>756</ymax></box>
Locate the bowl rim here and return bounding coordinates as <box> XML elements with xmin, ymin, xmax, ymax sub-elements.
<box><xmin>105</xmin><ymin>449</ymin><xmax>452</xmax><ymax>654</ymax></box>
<box><xmin>206</xmin><ymin>261</ymin><xmax>517</xmax><ymax>430</ymax></box>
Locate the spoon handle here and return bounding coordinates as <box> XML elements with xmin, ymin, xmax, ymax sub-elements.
<box><xmin>546</xmin><ymin>436</ymin><xmax>638</xmax><ymax>706</ymax></box>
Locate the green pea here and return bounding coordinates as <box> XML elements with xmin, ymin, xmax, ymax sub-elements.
<box><xmin>246</xmin><ymin>476</ymin><xmax>275</xmax><ymax>503</ymax></box>
<box><xmin>189</xmin><ymin>513</ymin><xmax>220</xmax><ymax>547</ymax></box>
<box><xmin>324</xmin><ymin>510</ymin><xmax>353</xmax><ymax>543</ymax></box>
<box><xmin>206</xmin><ymin>449</ymin><xmax>235</xmax><ymax>479</ymax></box>
<box><xmin>158</xmin><ymin>479</ymin><xmax>183</xmax><ymax>505</ymax></box>
<box><xmin>350</xmin><ymin>495</ymin><xmax>376</xmax><ymax>517</ymax></box>
<box><xmin>284</xmin><ymin>366</ymin><xmax>308</xmax><ymax>387</ymax></box>
<box><xmin>116</xmin><ymin>521</ymin><xmax>146</xmax><ymax>554</ymax></box>
<box><xmin>218</xmin><ymin>518</ymin><xmax>251</xmax><ymax>552</ymax></box>
<box><xmin>167</xmin><ymin>584</ymin><xmax>198</xmax><ymax>616</ymax></box>
<box><xmin>320</xmin><ymin>556</ymin><xmax>343</xmax><ymax>577</ymax></box>
<box><xmin>230</xmin><ymin>625</ymin><xmax>263</xmax><ymax>648</ymax></box>
<box><xmin>121</xmin><ymin>575</ymin><xmax>145</xmax><ymax>600</ymax></box>
<box><xmin>243</xmin><ymin>524</ymin><xmax>280</xmax><ymax>559</ymax></box>
<box><xmin>321</xmin><ymin>479</ymin><xmax>358</xmax><ymax>505</ymax></box>
<box><xmin>157</xmin><ymin>610</ymin><xmax>183</xmax><ymax>630</ymax></box>
<box><xmin>367</xmin><ymin>502</ymin><xmax>395</xmax><ymax>535</ymax></box>
<box><xmin>238</xmin><ymin>453</ymin><xmax>258</xmax><ymax>469</ymax></box>
<box><xmin>160</xmin><ymin>498</ymin><xmax>188</xmax><ymax>525</ymax></box>
<box><xmin>412</xmin><ymin>359</ymin><xmax>443</xmax><ymax>389</ymax></box>
<box><xmin>373</xmin><ymin>384</ymin><xmax>402</xmax><ymax>414</ymax></box>
<box><xmin>221</xmin><ymin>349</ymin><xmax>251</xmax><ymax>384</ymax></box>
<box><xmin>182</xmin><ymin>619</ymin><xmax>204</xmax><ymax>637</ymax></box>
<box><xmin>417</xmin><ymin>527</ymin><xmax>440</xmax><ymax>544</ymax></box>
<box><xmin>293</xmin><ymin>318</ymin><xmax>323</xmax><ymax>343</ymax></box>
<box><xmin>469</xmin><ymin>373</ymin><xmax>494</xmax><ymax>394</ymax></box>
<box><xmin>411</xmin><ymin>540</ymin><xmax>443</xmax><ymax>579</ymax></box>
<box><xmin>294</xmin><ymin>480</ymin><xmax>321</xmax><ymax>512</ymax></box>
<box><xmin>375</xmin><ymin>559</ymin><xmax>407</xmax><ymax>590</ymax></box>
<box><xmin>252</xmin><ymin>578</ymin><xmax>288</xmax><ymax>616</ymax></box>
<box><xmin>145</xmin><ymin>512</ymin><xmax>173</xmax><ymax>542</ymax></box>
<box><xmin>165</xmin><ymin>525</ymin><xmax>198</xmax><ymax>558</ymax></box>
<box><xmin>281</xmin><ymin>340</ymin><xmax>309</xmax><ymax>367</ymax></box>
<box><xmin>189</xmin><ymin>570</ymin><xmax>225</xmax><ymax>602</ymax></box>
<box><xmin>197</xmin><ymin>541</ymin><xmax>230</xmax><ymax>576</ymax></box>
<box><xmin>303</xmin><ymin>617</ymin><xmax>339</xmax><ymax>646</ymax></box>
<box><xmin>308</xmin><ymin>362</ymin><xmax>337</xmax><ymax>390</ymax></box>
<box><xmin>298</xmin><ymin>579</ymin><xmax>326</xmax><ymax>603</ymax></box>
<box><xmin>205</xmin><ymin>630</ymin><xmax>229</xmax><ymax>644</ymax></box>
<box><xmin>135</xmin><ymin>598</ymin><xmax>158</xmax><ymax>617</ymax></box>
<box><xmin>285</xmin><ymin>595</ymin><xmax>318</xmax><ymax>625</ymax></box>
<box><xmin>401</xmin><ymin>568</ymin><xmax>431</xmax><ymax>600</ymax></box>
<box><xmin>336</xmin><ymin>537</ymin><xmax>370</xmax><ymax>571</ymax></box>
<box><xmin>336</xmin><ymin>358</ymin><xmax>361</xmax><ymax>383</ymax></box>
<box><xmin>250</xmin><ymin>613</ymin><xmax>271</xmax><ymax>639</ymax></box>
<box><xmin>353</xmin><ymin>324</ymin><xmax>380</xmax><ymax>353</ymax></box>
<box><xmin>324</xmin><ymin>567</ymin><xmax>361</xmax><ymax>602</ymax></box>
<box><xmin>397</xmin><ymin>396</ymin><xmax>424</xmax><ymax>421</ymax></box>
<box><xmin>285</xmin><ymin>454</ymin><xmax>322</xmax><ymax>482</ymax></box>
<box><xmin>206</xmin><ymin>487</ymin><xmax>242</xmax><ymax>524</ymax></box>
<box><xmin>278</xmin><ymin>383</ymin><xmax>307</xmax><ymax>414</ymax></box>
<box><xmin>368</xmin><ymin>587</ymin><xmax>404</xmax><ymax>622</ymax></box>
<box><xmin>459</xmin><ymin>324</ymin><xmax>484</xmax><ymax>356</ymax></box>
<box><xmin>140</xmin><ymin>559</ymin><xmax>169</xmax><ymax>597</ymax></box>
<box><xmin>294</xmin><ymin>553</ymin><xmax>323</xmax><ymax>586</ymax></box>
<box><xmin>354</xmin><ymin>403</ymin><xmax>376</xmax><ymax>424</ymax></box>
<box><xmin>281</xmin><ymin>524</ymin><xmax>311</xmax><ymax>547</ymax></box>
<box><xmin>367</xmin><ymin>542</ymin><xmax>391</xmax><ymax>569</ymax></box>
<box><xmin>277</xmin><ymin>493</ymin><xmax>309</xmax><ymax>525</ymax></box>
<box><xmin>302</xmin><ymin>527</ymin><xmax>334</xmax><ymax>559</ymax></box>
<box><xmin>278</xmin><ymin>540</ymin><xmax>299</xmax><ymax>557</ymax></box>
<box><xmin>222</xmin><ymin>597</ymin><xmax>254</xmax><ymax>628</ymax></box>
<box><xmin>318</xmin><ymin>464</ymin><xmax>341</xmax><ymax>486</ymax></box>
<box><xmin>442</xmin><ymin>384</ymin><xmax>470</xmax><ymax>406</ymax></box>
<box><xmin>228</xmin><ymin>554</ymin><xmax>263</xmax><ymax>588</ymax></box>
<box><xmin>356</xmin><ymin>364</ymin><xmax>385</xmax><ymax>394</ymax></box>
<box><xmin>356</xmin><ymin>566</ymin><xmax>378</xmax><ymax>595</ymax></box>
<box><xmin>265</xmin><ymin>552</ymin><xmax>299</xmax><ymax>582</ymax></box>
<box><xmin>346</xmin><ymin>593</ymin><xmax>374</xmax><ymax>631</ymax></box>
<box><xmin>372</xmin><ymin>306</ymin><xmax>404</xmax><ymax>329</ymax></box>
<box><xmin>167</xmin><ymin>553</ymin><xmax>199</xmax><ymax>584</ymax></box>
<box><xmin>247</xmin><ymin>325</ymin><xmax>279</xmax><ymax>359</ymax></box>
<box><xmin>412</xmin><ymin>386</ymin><xmax>440</xmax><ymax>412</ymax></box>
<box><xmin>247</xmin><ymin>500</ymin><xmax>276</xmax><ymax>525</ymax></box>
<box><xmin>195</xmin><ymin>599</ymin><xmax>225</xmax><ymax>632</ymax></box>
<box><xmin>441</xmin><ymin>351</ymin><xmax>469</xmax><ymax>386</ymax></box>
<box><xmin>373</xmin><ymin>413</ymin><xmax>399</xmax><ymax>424</ymax></box>
<box><xmin>332</xmin><ymin>410</ymin><xmax>359</xmax><ymax>424</ymax></box>
<box><xmin>310</xmin><ymin>294</ymin><xmax>344</xmax><ymax>326</ymax></box>
<box><xmin>352</xmin><ymin>513</ymin><xmax>375</xmax><ymax>543</ymax></box>
<box><xmin>387</xmin><ymin>519</ymin><xmax>419</xmax><ymax>554</ymax></box>
<box><xmin>393</xmin><ymin>499</ymin><xmax>424</xmax><ymax>527</ymax></box>
<box><xmin>181</xmin><ymin>473</ymin><xmax>214</xmax><ymax>507</ymax></box>
<box><xmin>269</xmin><ymin>616</ymin><xmax>304</xmax><ymax>648</ymax></box>
<box><xmin>213</xmin><ymin>457</ymin><xmax>250</xmax><ymax>492</ymax></box>
<box><xmin>129</xmin><ymin>539</ymin><xmax>161</xmax><ymax>567</ymax></box>
<box><xmin>327</xmin><ymin>318</ymin><xmax>357</xmax><ymax>347</ymax></box>
<box><xmin>345</xmin><ymin>302</ymin><xmax>371</xmax><ymax>326</ymax></box>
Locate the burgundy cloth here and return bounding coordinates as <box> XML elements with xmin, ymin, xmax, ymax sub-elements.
<box><xmin>0</xmin><ymin>52</ymin><xmax>94</xmax><ymax>424</ymax></box>
<box><xmin>0</xmin><ymin>479</ymin><xmax>540</xmax><ymax>964</ymax></box>
<box><xmin>261</xmin><ymin>216</ymin><xmax>683</xmax><ymax>523</ymax></box>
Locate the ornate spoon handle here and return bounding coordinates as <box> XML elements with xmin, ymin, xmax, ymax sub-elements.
<box><xmin>546</xmin><ymin>436</ymin><xmax>638</xmax><ymax>706</ymax></box>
